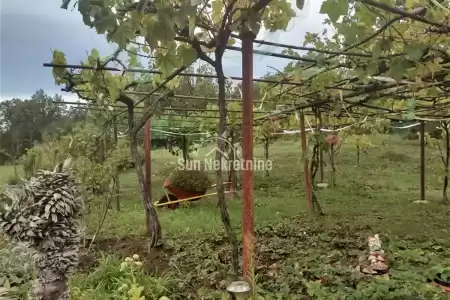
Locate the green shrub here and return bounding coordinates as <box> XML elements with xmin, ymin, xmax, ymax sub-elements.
<box><xmin>70</xmin><ymin>254</ymin><xmax>174</xmax><ymax>300</ymax></box>
<box><xmin>169</xmin><ymin>169</ymin><xmax>212</xmax><ymax>192</ymax></box>
<box><xmin>6</xmin><ymin>174</ymin><xmax>20</xmax><ymax>186</ymax></box>
<box><xmin>441</xmin><ymin>267</ymin><xmax>450</xmax><ymax>282</ymax></box>
<box><xmin>379</xmin><ymin>150</ymin><xmax>411</xmax><ymax>163</ymax></box>
<box><xmin>0</xmin><ymin>241</ymin><xmax>35</xmax><ymax>289</ymax></box>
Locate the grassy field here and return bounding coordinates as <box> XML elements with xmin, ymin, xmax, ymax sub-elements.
<box><xmin>2</xmin><ymin>134</ymin><xmax>450</xmax><ymax>299</ymax></box>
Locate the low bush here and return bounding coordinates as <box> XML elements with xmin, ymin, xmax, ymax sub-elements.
<box><xmin>0</xmin><ymin>241</ymin><xmax>35</xmax><ymax>299</ymax></box>
<box><xmin>70</xmin><ymin>254</ymin><xmax>175</xmax><ymax>300</ymax></box>
<box><xmin>169</xmin><ymin>169</ymin><xmax>212</xmax><ymax>192</ymax></box>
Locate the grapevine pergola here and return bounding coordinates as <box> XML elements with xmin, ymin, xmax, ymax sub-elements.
<box><xmin>44</xmin><ymin>0</ymin><xmax>449</xmax><ymax>282</ymax></box>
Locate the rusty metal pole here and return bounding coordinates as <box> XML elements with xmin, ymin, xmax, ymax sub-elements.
<box><xmin>420</xmin><ymin>120</ymin><xmax>425</xmax><ymax>200</ymax></box>
<box><xmin>241</xmin><ymin>30</ymin><xmax>254</xmax><ymax>282</ymax></box>
<box><xmin>144</xmin><ymin>119</ymin><xmax>152</xmax><ymax>197</ymax></box>
<box><xmin>299</xmin><ymin>111</ymin><xmax>313</xmax><ymax>213</ymax></box>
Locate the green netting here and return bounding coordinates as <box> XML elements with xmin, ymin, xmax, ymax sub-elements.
<box><xmin>151</xmin><ymin>117</ymin><xmax>205</xmax><ymax>140</ymax></box>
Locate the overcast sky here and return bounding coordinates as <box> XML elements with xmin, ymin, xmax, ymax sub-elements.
<box><xmin>0</xmin><ymin>0</ymin><xmax>327</xmax><ymax>102</ymax></box>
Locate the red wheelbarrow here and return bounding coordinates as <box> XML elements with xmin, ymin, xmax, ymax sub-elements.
<box><xmin>155</xmin><ymin>176</ymin><xmax>233</xmax><ymax>209</ymax></box>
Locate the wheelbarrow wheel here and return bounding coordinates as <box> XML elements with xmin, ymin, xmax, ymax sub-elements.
<box><xmin>156</xmin><ymin>194</ymin><xmax>180</xmax><ymax>210</ymax></box>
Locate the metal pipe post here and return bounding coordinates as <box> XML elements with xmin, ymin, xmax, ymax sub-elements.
<box><xmin>241</xmin><ymin>32</ymin><xmax>254</xmax><ymax>281</ymax></box>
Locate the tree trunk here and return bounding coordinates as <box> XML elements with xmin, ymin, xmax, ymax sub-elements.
<box><xmin>318</xmin><ymin>112</ymin><xmax>324</xmax><ymax>183</ymax></box>
<box><xmin>443</xmin><ymin>175</ymin><xmax>448</xmax><ymax>204</ymax></box>
<box><xmin>443</xmin><ymin>123</ymin><xmax>449</xmax><ymax>204</ymax></box>
<box><xmin>228</xmin><ymin>130</ymin><xmax>237</xmax><ymax>198</ymax></box>
<box><xmin>330</xmin><ymin>145</ymin><xmax>336</xmax><ymax>187</ymax></box>
<box><xmin>127</xmin><ymin>103</ymin><xmax>162</xmax><ymax>249</ymax></box>
<box><xmin>130</xmin><ymin>134</ymin><xmax>162</xmax><ymax>247</ymax></box>
<box><xmin>182</xmin><ymin>136</ymin><xmax>190</xmax><ymax>164</ymax></box>
<box><xmin>113</xmin><ymin>115</ymin><xmax>120</xmax><ymax>211</ymax></box>
<box><xmin>31</xmin><ymin>270</ymin><xmax>68</xmax><ymax>300</ymax></box>
<box><xmin>264</xmin><ymin>138</ymin><xmax>269</xmax><ymax>177</ymax></box>
<box><xmin>357</xmin><ymin>145</ymin><xmax>360</xmax><ymax>167</ymax></box>
<box><xmin>309</xmin><ymin>137</ymin><xmax>324</xmax><ymax>216</ymax></box>
<box><xmin>98</xmin><ymin>137</ymin><xmax>105</xmax><ymax>163</ymax></box>
<box><xmin>215</xmin><ymin>62</ymin><xmax>239</xmax><ymax>277</ymax></box>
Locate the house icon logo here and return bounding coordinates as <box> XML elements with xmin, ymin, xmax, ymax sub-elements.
<box><xmin>194</xmin><ymin>136</ymin><xmax>235</xmax><ymax>159</ymax></box>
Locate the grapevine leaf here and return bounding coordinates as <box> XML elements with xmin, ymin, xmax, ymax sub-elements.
<box><xmin>387</xmin><ymin>58</ymin><xmax>410</xmax><ymax>81</ymax></box>
<box><xmin>52</xmin><ymin>50</ymin><xmax>67</xmax><ymax>83</ymax></box>
<box><xmin>262</xmin><ymin>1</ymin><xmax>295</xmax><ymax>32</ymax></box>
<box><xmin>177</xmin><ymin>44</ymin><xmax>197</xmax><ymax>66</ymax></box>
<box><xmin>109</xmin><ymin>20</ymin><xmax>134</xmax><ymax>49</ymax></box>
<box><xmin>108</xmin><ymin>82</ymin><xmax>119</xmax><ymax>102</ymax></box>
<box><xmin>404</xmin><ymin>98</ymin><xmax>416</xmax><ymax>120</ymax></box>
<box><xmin>296</xmin><ymin>0</ymin><xmax>305</xmax><ymax>9</ymax></box>
<box><xmin>320</xmin><ymin>0</ymin><xmax>349</xmax><ymax>23</ymax></box>
<box><xmin>316</xmin><ymin>55</ymin><xmax>326</xmax><ymax>67</ymax></box>
<box><xmin>155</xmin><ymin>13</ymin><xmax>176</xmax><ymax>43</ymax></box>
<box><xmin>426</xmin><ymin>86</ymin><xmax>438</xmax><ymax>97</ymax></box>
<box><xmin>127</xmin><ymin>46</ymin><xmax>139</xmax><ymax>67</ymax></box>
<box><xmin>90</xmin><ymin>49</ymin><xmax>100</xmax><ymax>60</ymax></box>
<box><xmin>405</xmin><ymin>0</ymin><xmax>427</xmax><ymax>9</ymax></box>
<box><xmin>293</xmin><ymin>67</ymin><xmax>325</xmax><ymax>81</ymax></box>
<box><xmin>173</xmin><ymin>4</ymin><xmax>197</xmax><ymax>30</ymax></box>
<box><xmin>142</xmin><ymin>15</ymin><xmax>159</xmax><ymax>50</ymax></box>
<box><xmin>372</xmin><ymin>41</ymin><xmax>382</xmax><ymax>60</ymax></box>
<box><xmin>188</xmin><ymin>16</ymin><xmax>196</xmax><ymax>37</ymax></box>
<box><xmin>403</xmin><ymin>43</ymin><xmax>427</xmax><ymax>61</ymax></box>
<box><xmin>93</xmin><ymin>8</ymin><xmax>117</xmax><ymax>34</ymax></box>
<box><xmin>129</xmin><ymin>10</ymin><xmax>142</xmax><ymax>32</ymax></box>
<box><xmin>379</xmin><ymin>38</ymin><xmax>392</xmax><ymax>51</ymax></box>
<box><xmin>155</xmin><ymin>51</ymin><xmax>181</xmax><ymax>76</ymax></box>
<box><xmin>211</xmin><ymin>0</ymin><xmax>224</xmax><ymax>24</ymax></box>
<box><xmin>248</xmin><ymin>13</ymin><xmax>261</xmax><ymax>35</ymax></box>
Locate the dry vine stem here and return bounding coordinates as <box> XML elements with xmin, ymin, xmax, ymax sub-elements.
<box><xmin>0</xmin><ymin>158</ymin><xmax>83</xmax><ymax>300</ymax></box>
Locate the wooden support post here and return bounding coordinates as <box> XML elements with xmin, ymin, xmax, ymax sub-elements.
<box><xmin>299</xmin><ymin>111</ymin><xmax>313</xmax><ymax>213</ymax></box>
<box><xmin>113</xmin><ymin>115</ymin><xmax>121</xmax><ymax>211</ymax></box>
<box><xmin>420</xmin><ymin>120</ymin><xmax>425</xmax><ymax>200</ymax></box>
<box><xmin>318</xmin><ymin>111</ymin><xmax>324</xmax><ymax>183</ymax></box>
<box><xmin>144</xmin><ymin>119</ymin><xmax>152</xmax><ymax>198</ymax></box>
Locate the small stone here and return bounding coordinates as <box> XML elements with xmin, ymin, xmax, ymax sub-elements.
<box><xmin>376</xmin><ymin>255</ymin><xmax>386</xmax><ymax>262</ymax></box>
<box><xmin>267</xmin><ymin>270</ymin><xmax>277</xmax><ymax>277</ymax></box>
<box><xmin>371</xmin><ymin>261</ymin><xmax>389</xmax><ymax>272</ymax></box>
<box><xmin>358</xmin><ymin>255</ymin><xmax>367</xmax><ymax>264</ymax></box>
<box><xmin>361</xmin><ymin>266</ymin><xmax>377</xmax><ymax>275</ymax></box>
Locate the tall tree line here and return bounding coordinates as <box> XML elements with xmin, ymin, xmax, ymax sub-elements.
<box><xmin>0</xmin><ymin>89</ymin><xmax>85</xmax><ymax>164</ymax></box>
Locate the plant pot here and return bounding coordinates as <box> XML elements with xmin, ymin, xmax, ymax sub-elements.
<box><xmin>156</xmin><ymin>193</ymin><xmax>180</xmax><ymax>210</ymax></box>
<box><xmin>434</xmin><ymin>273</ymin><xmax>450</xmax><ymax>292</ymax></box>
<box><xmin>163</xmin><ymin>178</ymin><xmax>207</xmax><ymax>203</ymax></box>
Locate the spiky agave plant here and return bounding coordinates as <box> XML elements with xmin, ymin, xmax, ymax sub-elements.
<box><xmin>0</xmin><ymin>158</ymin><xmax>83</xmax><ymax>300</ymax></box>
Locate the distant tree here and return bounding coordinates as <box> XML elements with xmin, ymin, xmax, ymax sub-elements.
<box><xmin>0</xmin><ymin>89</ymin><xmax>85</xmax><ymax>164</ymax></box>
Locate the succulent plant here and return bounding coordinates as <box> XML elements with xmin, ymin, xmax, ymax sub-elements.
<box><xmin>0</xmin><ymin>158</ymin><xmax>83</xmax><ymax>300</ymax></box>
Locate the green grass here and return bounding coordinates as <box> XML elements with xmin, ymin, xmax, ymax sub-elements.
<box><xmin>0</xmin><ymin>165</ymin><xmax>22</xmax><ymax>186</ymax></box>
<box><xmin>81</xmin><ymin>134</ymin><xmax>449</xmax><ymax>241</ymax></box>
<box><xmin>2</xmin><ymin>134</ymin><xmax>450</xmax><ymax>299</ymax></box>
